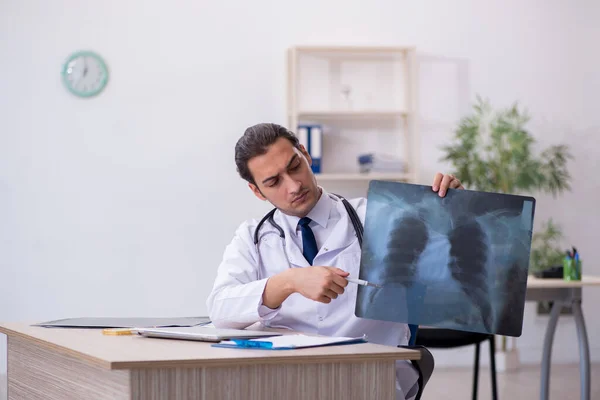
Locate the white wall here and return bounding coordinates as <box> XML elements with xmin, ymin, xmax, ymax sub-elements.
<box><xmin>1</xmin><ymin>0</ymin><xmax>599</xmax><ymax>375</ymax></box>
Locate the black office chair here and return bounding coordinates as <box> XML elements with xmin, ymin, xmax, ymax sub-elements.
<box><xmin>396</xmin><ymin>324</ymin><xmax>435</xmax><ymax>400</ymax></box>
<box><xmin>414</xmin><ymin>328</ymin><xmax>497</xmax><ymax>400</ymax></box>
<box><xmin>398</xmin><ymin>345</ymin><xmax>435</xmax><ymax>400</ymax></box>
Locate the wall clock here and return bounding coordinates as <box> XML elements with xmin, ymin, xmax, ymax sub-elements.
<box><xmin>61</xmin><ymin>50</ymin><xmax>109</xmax><ymax>98</ymax></box>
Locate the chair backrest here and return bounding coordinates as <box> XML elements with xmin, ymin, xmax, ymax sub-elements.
<box><xmin>408</xmin><ymin>324</ymin><xmax>419</xmax><ymax>346</ymax></box>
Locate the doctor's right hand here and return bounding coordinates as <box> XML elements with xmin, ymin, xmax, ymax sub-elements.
<box><xmin>289</xmin><ymin>266</ymin><xmax>349</xmax><ymax>304</ymax></box>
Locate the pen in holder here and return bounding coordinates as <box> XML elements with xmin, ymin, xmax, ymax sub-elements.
<box><xmin>563</xmin><ymin>247</ymin><xmax>582</xmax><ymax>281</ymax></box>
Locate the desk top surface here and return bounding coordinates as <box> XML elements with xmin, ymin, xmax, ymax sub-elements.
<box><xmin>527</xmin><ymin>275</ymin><xmax>600</xmax><ymax>289</ymax></box>
<box><xmin>0</xmin><ymin>323</ymin><xmax>420</xmax><ymax>370</ymax></box>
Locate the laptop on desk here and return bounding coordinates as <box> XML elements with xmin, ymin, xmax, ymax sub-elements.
<box><xmin>135</xmin><ymin>326</ymin><xmax>282</xmax><ymax>343</ymax></box>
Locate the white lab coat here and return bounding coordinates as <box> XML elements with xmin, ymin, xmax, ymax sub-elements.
<box><xmin>206</xmin><ymin>192</ymin><xmax>420</xmax><ymax>400</ymax></box>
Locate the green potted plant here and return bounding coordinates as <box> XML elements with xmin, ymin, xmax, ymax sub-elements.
<box><xmin>529</xmin><ymin>218</ymin><xmax>565</xmax><ymax>274</ymax></box>
<box><xmin>440</xmin><ymin>95</ymin><xmax>573</xmax><ymax>273</ymax></box>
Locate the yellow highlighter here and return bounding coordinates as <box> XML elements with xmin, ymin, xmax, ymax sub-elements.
<box><xmin>102</xmin><ymin>328</ymin><xmax>137</xmax><ymax>336</ymax></box>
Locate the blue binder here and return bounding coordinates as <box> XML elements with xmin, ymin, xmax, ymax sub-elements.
<box><xmin>297</xmin><ymin>124</ymin><xmax>322</xmax><ymax>174</ymax></box>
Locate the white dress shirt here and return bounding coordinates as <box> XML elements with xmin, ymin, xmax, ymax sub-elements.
<box><xmin>206</xmin><ymin>187</ymin><xmax>419</xmax><ymax>400</ymax></box>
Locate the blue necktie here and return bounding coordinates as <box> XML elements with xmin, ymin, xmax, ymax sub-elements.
<box><xmin>298</xmin><ymin>217</ymin><xmax>318</xmax><ymax>265</ymax></box>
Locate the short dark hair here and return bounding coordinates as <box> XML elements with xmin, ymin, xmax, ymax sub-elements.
<box><xmin>235</xmin><ymin>123</ymin><xmax>301</xmax><ymax>184</ymax></box>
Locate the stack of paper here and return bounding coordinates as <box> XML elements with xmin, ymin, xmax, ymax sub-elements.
<box><xmin>213</xmin><ymin>334</ymin><xmax>366</xmax><ymax>350</ymax></box>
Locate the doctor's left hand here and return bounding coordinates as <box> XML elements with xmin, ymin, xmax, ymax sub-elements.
<box><xmin>432</xmin><ymin>172</ymin><xmax>464</xmax><ymax>197</ymax></box>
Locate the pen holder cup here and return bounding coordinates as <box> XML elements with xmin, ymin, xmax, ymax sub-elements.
<box><xmin>563</xmin><ymin>258</ymin><xmax>582</xmax><ymax>281</ymax></box>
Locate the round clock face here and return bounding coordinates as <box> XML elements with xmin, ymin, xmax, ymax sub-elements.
<box><xmin>62</xmin><ymin>51</ymin><xmax>109</xmax><ymax>97</ymax></box>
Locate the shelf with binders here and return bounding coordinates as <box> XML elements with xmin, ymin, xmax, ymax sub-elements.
<box><xmin>296</xmin><ymin>121</ymin><xmax>415</xmax><ymax>183</ymax></box>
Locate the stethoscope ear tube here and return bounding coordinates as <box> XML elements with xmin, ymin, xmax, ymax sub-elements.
<box><xmin>336</xmin><ymin>193</ymin><xmax>364</xmax><ymax>248</ymax></box>
<box><xmin>253</xmin><ymin>208</ymin><xmax>280</xmax><ymax>245</ymax></box>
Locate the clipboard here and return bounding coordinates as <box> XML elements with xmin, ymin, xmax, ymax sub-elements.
<box><xmin>33</xmin><ymin>316</ymin><xmax>211</xmax><ymax>329</ymax></box>
<box><xmin>212</xmin><ymin>334</ymin><xmax>367</xmax><ymax>350</ymax></box>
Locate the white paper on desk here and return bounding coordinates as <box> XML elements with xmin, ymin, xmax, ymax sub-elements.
<box><xmin>218</xmin><ymin>334</ymin><xmax>366</xmax><ymax>349</ymax></box>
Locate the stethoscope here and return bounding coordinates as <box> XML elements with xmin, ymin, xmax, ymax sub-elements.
<box><xmin>253</xmin><ymin>193</ymin><xmax>364</xmax><ymax>252</ymax></box>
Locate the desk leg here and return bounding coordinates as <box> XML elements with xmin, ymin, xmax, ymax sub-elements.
<box><xmin>572</xmin><ymin>301</ymin><xmax>590</xmax><ymax>400</ymax></box>
<box><xmin>540</xmin><ymin>300</ymin><xmax>561</xmax><ymax>400</ymax></box>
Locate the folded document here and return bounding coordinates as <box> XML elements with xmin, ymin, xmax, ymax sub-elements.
<box><xmin>212</xmin><ymin>334</ymin><xmax>366</xmax><ymax>350</ymax></box>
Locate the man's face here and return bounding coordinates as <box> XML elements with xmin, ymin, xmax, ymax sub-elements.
<box><xmin>247</xmin><ymin>137</ymin><xmax>320</xmax><ymax>218</ymax></box>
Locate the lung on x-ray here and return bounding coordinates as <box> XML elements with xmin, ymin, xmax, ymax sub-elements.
<box><xmin>355</xmin><ymin>180</ymin><xmax>536</xmax><ymax>337</ymax></box>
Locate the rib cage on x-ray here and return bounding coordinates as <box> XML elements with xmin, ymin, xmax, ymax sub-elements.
<box><xmin>355</xmin><ymin>181</ymin><xmax>536</xmax><ymax>337</ymax></box>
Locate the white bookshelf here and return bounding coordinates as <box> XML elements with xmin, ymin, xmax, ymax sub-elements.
<box><xmin>287</xmin><ymin>45</ymin><xmax>419</xmax><ymax>183</ymax></box>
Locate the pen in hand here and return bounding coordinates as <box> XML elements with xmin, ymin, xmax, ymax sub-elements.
<box><xmin>347</xmin><ymin>277</ymin><xmax>383</xmax><ymax>288</ymax></box>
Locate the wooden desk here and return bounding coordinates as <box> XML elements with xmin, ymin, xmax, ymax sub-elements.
<box><xmin>526</xmin><ymin>275</ymin><xmax>600</xmax><ymax>400</ymax></box>
<box><xmin>0</xmin><ymin>323</ymin><xmax>420</xmax><ymax>400</ymax></box>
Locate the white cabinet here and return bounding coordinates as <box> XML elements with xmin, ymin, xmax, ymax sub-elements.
<box><xmin>286</xmin><ymin>46</ymin><xmax>418</xmax><ymax>183</ymax></box>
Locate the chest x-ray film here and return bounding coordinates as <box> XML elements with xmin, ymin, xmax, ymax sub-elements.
<box><xmin>355</xmin><ymin>180</ymin><xmax>536</xmax><ymax>337</ymax></box>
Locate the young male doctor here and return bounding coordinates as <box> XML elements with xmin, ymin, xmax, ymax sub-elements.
<box><xmin>206</xmin><ymin>123</ymin><xmax>464</xmax><ymax>400</ymax></box>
